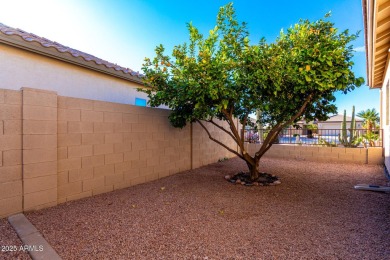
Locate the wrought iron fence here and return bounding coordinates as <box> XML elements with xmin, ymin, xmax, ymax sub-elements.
<box><xmin>244</xmin><ymin>128</ymin><xmax>383</xmax><ymax>147</ymax></box>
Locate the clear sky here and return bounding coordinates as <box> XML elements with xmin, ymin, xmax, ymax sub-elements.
<box><xmin>0</xmin><ymin>0</ymin><xmax>379</xmax><ymax>116</ymax></box>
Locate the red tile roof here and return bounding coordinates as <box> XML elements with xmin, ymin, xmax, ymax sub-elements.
<box><xmin>0</xmin><ymin>22</ymin><xmax>143</xmax><ymax>81</ymax></box>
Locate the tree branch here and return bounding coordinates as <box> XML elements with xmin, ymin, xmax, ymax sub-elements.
<box><xmin>208</xmin><ymin>119</ymin><xmax>238</xmax><ymax>143</ymax></box>
<box><xmin>241</xmin><ymin>112</ymin><xmax>249</xmax><ymax>144</ymax></box>
<box><xmin>280</xmin><ymin>94</ymin><xmax>313</xmax><ymax>130</ymax></box>
<box><xmin>255</xmin><ymin>94</ymin><xmax>314</xmax><ymax>160</ymax></box>
<box><xmin>221</xmin><ymin>109</ymin><xmax>246</xmax><ymax>154</ymax></box>
<box><xmin>259</xmin><ymin>121</ymin><xmax>282</xmax><ymax>148</ymax></box>
<box><xmin>196</xmin><ymin>119</ymin><xmax>244</xmax><ymax>159</ymax></box>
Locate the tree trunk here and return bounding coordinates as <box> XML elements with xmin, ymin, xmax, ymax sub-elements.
<box><xmin>367</xmin><ymin>121</ymin><xmax>372</xmax><ymax>135</ymax></box>
<box><xmin>256</xmin><ymin>109</ymin><xmax>264</xmax><ymax>143</ymax></box>
<box><xmin>246</xmin><ymin>158</ymin><xmax>260</xmax><ymax>181</ymax></box>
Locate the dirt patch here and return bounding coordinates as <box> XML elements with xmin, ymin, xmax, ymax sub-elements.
<box><xmin>25</xmin><ymin>157</ymin><xmax>389</xmax><ymax>259</ymax></box>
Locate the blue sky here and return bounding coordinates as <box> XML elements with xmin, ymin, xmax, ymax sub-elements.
<box><xmin>0</xmin><ymin>0</ymin><xmax>379</xmax><ymax>116</ymax></box>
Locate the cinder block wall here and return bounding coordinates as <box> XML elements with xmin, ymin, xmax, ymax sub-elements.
<box><xmin>245</xmin><ymin>143</ymin><xmax>384</xmax><ymax>165</ymax></box>
<box><xmin>22</xmin><ymin>88</ymin><xmax>58</xmax><ymax>212</ymax></box>
<box><xmin>0</xmin><ymin>89</ymin><xmax>23</xmax><ymax>218</ymax></box>
<box><xmin>57</xmin><ymin>96</ymin><xmax>191</xmax><ymax>203</ymax></box>
<box><xmin>1</xmin><ymin>87</ymin><xmax>240</xmax><ymax>218</ymax></box>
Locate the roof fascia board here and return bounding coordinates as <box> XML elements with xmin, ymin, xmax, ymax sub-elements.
<box><xmin>368</xmin><ymin>0</ymin><xmax>376</xmax><ymax>88</ymax></box>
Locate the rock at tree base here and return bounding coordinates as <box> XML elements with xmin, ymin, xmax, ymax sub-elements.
<box><xmin>226</xmin><ymin>171</ymin><xmax>280</xmax><ymax>186</ymax></box>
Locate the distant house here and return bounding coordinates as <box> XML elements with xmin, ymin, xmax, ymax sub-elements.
<box><xmin>0</xmin><ymin>22</ymin><xmax>148</xmax><ymax>106</ymax></box>
<box><xmin>283</xmin><ymin>115</ymin><xmax>364</xmax><ymax>138</ymax></box>
<box><xmin>317</xmin><ymin>114</ymin><xmax>364</xmax><ymax>130</ymax></box>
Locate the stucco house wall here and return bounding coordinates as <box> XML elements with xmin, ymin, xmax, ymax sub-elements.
<box><xmin>379</xmin><ymin>72</ymin><xmax>390</xmax><ymax>170</ymax></box>
<box><xmin>0</xmin><ymin>43</ymin><xmax>149</xmax><ymax>105</ymax></box>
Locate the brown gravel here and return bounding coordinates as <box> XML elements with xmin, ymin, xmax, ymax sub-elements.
<box><xmin>23</xmin><ymin>157</ymin><xmax>390</xmax><ymax>259</ymax></box>
<box><xmin>0</xmin><ymin>218</ymin><xmax>32</xmax><ymax>260</ymax></box>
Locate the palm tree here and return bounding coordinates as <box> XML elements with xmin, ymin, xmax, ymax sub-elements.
<box><xmin>357</xmin><ymin>108</ymin><xmax>379</xmax><ymax>133</ymax></box>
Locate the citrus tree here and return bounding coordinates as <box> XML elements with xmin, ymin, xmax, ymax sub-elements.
<box><xmin>140</xmin><ymin>3</ymin><xmax>364</xmax><ymax>181</ymax></box>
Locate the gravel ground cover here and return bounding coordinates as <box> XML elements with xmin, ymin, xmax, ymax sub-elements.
<box><xmin>24</xmin><ymin>157</ymin><xmax>390</xmax><ymax>259</ymax></box>
<box><xmin>0</xmin><ymin>218</ymin><xmax>31</xmax><ymax>260</ymax></box>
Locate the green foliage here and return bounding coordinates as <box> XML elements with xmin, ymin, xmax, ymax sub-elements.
<box><xmin>356</xmin><ymin>132</ymin><xmax>379</xmax><ymax>147</ymax></box>
<box><xmin>140</xmin><ymin>3</ymin><xmax>363</xmax><ymax>129</ymax></box>
<box><xmin>263</xmin><ymin>130</ymin><xmax>281</xmax><ymax>143</ymax></box>
<box><xmin>139</xmin><ymin>3</ymin><xmax>364</xmax><ymax>178</ymax></box>
<box><xmin>306</xmin><ymin>123</ymin><xmax>317</xmax><ymax>138</ymax></box>
<box><xmin>318</xmin><ymin>138</ymin><xmax>336</xmax><ymax>147</ymax></box>
<box><xmin>357</xmin><ymin>109</ymin><xmax>380</xmax><ymax>147</ymax></box>
<box><xmin>357</xmin><ymin>108</ymin><xmax>379</xmax><ymax>131</ymax></box>
<box><xmin>340</xmin><ymin>110</ymin><xmax>347</xmax><ymax>142</ymax></box>
<box><xmin>363</xmin><ymin>132</ymin><xmax>379</xmax><ymax>147</ymax></box>
<box><xmin>350</xmin><ymin>105</ymin><xmax>356</xmax><ymax>135</ymax></box>
<box><xmin>338</xmin><ymin>106</ymin><xmax>359</xmax><ymax>147</ymax></box>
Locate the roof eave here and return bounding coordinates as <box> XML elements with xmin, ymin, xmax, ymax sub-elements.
<box><xmin>0</xmin><ymin>33</ymin><xmax>144</xmax><ymax>85</ymax></box>
<box><xmin>363</xmin><ymin>0</ymin><xmax>378</xmax><ymax>88</ymax></box>
<box><xmin>363</xmin><ymin>0</ymin><xmax>390</xmax><ymax>89</ymax></box>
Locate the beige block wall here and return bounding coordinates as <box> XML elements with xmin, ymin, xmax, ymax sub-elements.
<box><xmin>245</xmin><ymin>144</ymin><xmax>384</xmax><ymax>165</ymax></box>
<box><xmin>22</xmin><ymin>88</ymin><xmax>58</xmax><ymax>211</ymax></box>
<box><xmin>57</xmin><ymin>96</ymin><xmax>191</xmax><ymax>203</ymax></box>
<box><xmin>0</xmin><ymin>89</ymin><xmax>23</xmax><ymax>218</ymax></box>
<box><xmin>0</xmin><ymin>44</ymin><xmax>148</xmax><ymax>106</ymax></box>
<box><xmin>367</xmin><ymin>147</ymin><xmax>384</xmax><ymax>164</ymax></box>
